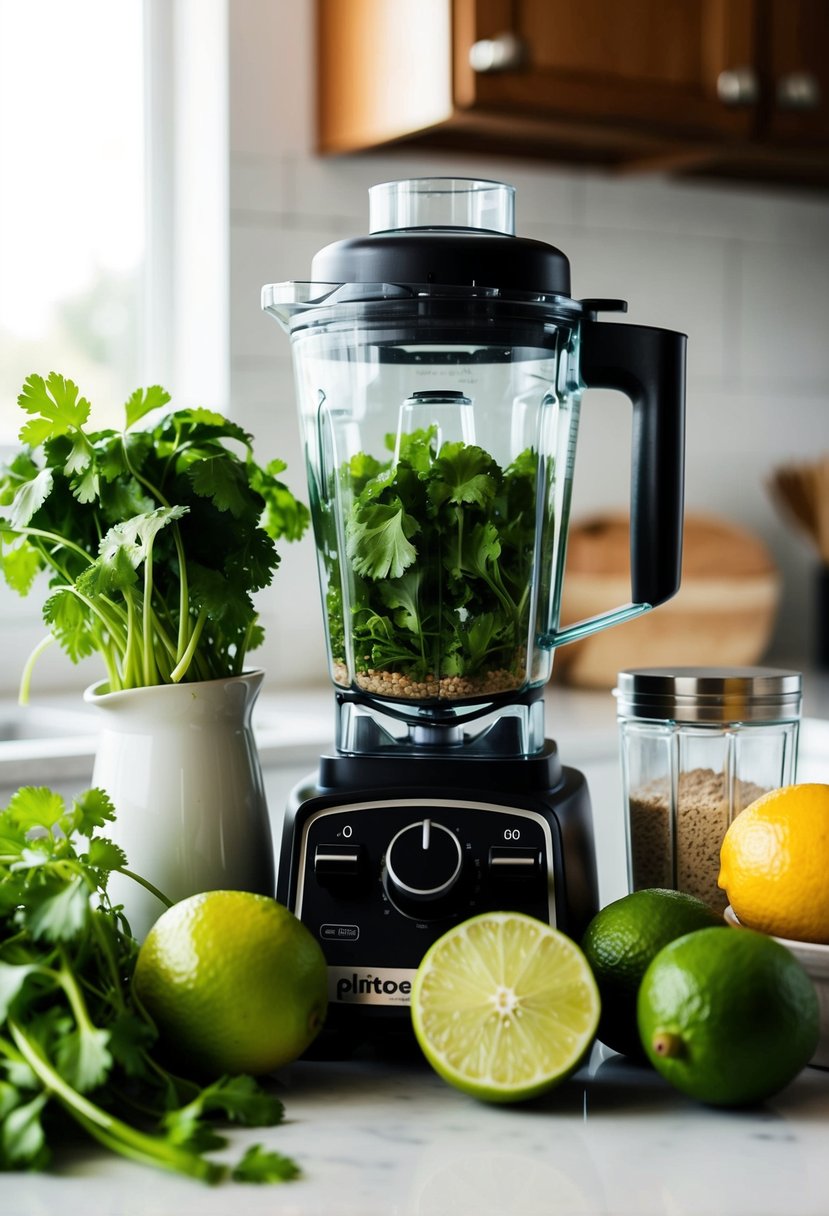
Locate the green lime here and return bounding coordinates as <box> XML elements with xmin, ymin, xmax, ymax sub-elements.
<box><xmin>134</xmin><ymin>890</ymin><xmax>328</xmax><ymax>1078</ymax></box>
<box><xmin>410</xmin><ymin>911</ymin><xmax>600</xmax><ymax>1104</ymax></box>
<box><xmin>581</xmin><ymin>888</ymin><xmax>723</xmax><ymax>1058</ymax></box>
<box><xmin>637</xmin><ymin>925</ymin><xmax>819</xmax><ymax>1106</ymax></box>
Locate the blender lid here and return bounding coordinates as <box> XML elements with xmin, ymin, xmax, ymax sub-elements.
<box><xmin>614</xmin><ymin>666</ymin><xmax>803</xmax><ymax>723</ymax></box>
<box><xmin>264</xmin><ymin>177</ymin><xmax>574</xmax><ymax>306</ymax></box>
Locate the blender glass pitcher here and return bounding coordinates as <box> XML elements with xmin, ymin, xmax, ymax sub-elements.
<box><xmin>263</xmin><ymin>179</ymin><xmax>685</xmax><ymax>719</ymax></box>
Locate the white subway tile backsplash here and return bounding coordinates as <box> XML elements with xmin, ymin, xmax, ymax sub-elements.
<box><xmin>582</xmin><ymin>173</ymin><xmax>829</xmax><ymax>246</ymax></box>
<box><xmin>231</xmin><ymin>221</ymin><xmax>337</xmax><ymax>361</ymax></box>
<box><xmin>533</xmin><ymin>226</ymin><xmax>733</xmax><ymax>385</ymax></box>
<box><xmin>231</xmin><ymin>358</ymin><xmax>305</xmax><ymax>477</ymax></box>
<box><xmin>230</xmin><ymin>155</ymin><xmax>292</xmax><ymax>215</ymax></box>
<box><xmin>738</xmin><ymin>243</ymin><xmax>829</xmax><ymax>389</ymax></box>
<box><xmin>229</xmin><ymin>0</ymin><xmax>312</xmax><ymax>158</ymax></box>
<box><xmin>252</xmin><ymin>539</ymin><xmax>327</xmax><ymax>688</ymax></box>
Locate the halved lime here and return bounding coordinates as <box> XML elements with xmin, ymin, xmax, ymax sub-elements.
<box><xmin>410</xmin><ymin>912</ymin><xmax>600</xmax><ymax>1103</ymax></box>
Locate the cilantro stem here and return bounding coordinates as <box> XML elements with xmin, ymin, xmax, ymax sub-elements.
<box><xmin>169</xmin><ymin>608</ymin><xmax>206</xmax><ymax>683</ymax></box>
<box><xmin>174</xmin><ymin>527</ymin><xmax>190</xmax><ymax>663</ymax></box>
<box><xmin>5</xmin><ymin>524</ymin><xmax>93</xmax><ymax>567</ymax></box>
<box><xmin>142</xmin><ymin>540</ymin><xmax>158</xmax><ymax>687</ymax></box>
<box><xmin>57</xmin><ymin>948</ymin><xmax>99</xmax><ymax>1035</ymax></box>
<box><xmin>8</xmin><ymin>1022</ymin><xmax>225</xmax><ymax>1184</ymax></box>
<box><xmin>18</xmin><ymin>634</ymin><xmax>56</xmax><ymax>705</ymax></box>
<box><xmin>116</xmin><ymin>867</ymin><xmax>174</xmax><ymax>911</ymax></box>
<box><xmin>118</xmin><ymin>433</ymin><xmax>192</xmax><ymax>667</ymax></box>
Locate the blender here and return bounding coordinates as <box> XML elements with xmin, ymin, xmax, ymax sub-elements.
<box><xmin>262</xmin><ymin>178</ymin><xmax>685</xmax><ymax>1029</ymax></box>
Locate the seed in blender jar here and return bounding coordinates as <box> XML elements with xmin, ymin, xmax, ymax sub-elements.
<box><xmin>352</xmin><ymin>667</ymin><xmax>522</xmax><ymax>699</ymax></box>
<box><xmin>629</xmin><ymin>768</ymin><xmax>769</xmax><ymax>912</ymax></box>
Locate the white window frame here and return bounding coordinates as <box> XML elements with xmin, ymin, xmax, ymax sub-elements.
<box><xmin>144</xmin><ymin>0</ymin><xmax>229</xmax><ymax>409</ymax></box>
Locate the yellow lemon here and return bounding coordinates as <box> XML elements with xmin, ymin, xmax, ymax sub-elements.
<box><xmin>718</xmin><ymin>783</ymin><xmax>829</xmax><ymax>944</ymax></box>
<box><xmin>134</xmin><ymin>891</ymin><xmax>328</xmax><ymax>1078</ymax></box>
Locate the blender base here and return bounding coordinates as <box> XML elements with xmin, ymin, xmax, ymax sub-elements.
<box><xmin>276</xmin><ymin>746</ymin><xmax>599</xmax><ymax>1035</ymax></box>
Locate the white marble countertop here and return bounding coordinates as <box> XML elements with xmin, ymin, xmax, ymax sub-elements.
<box><xmin>1</xmin><ymin>672</ymin><xmax>828</xmax><ymax>1214</ymax></box>
<box><xmin>3</xmin><ymin>1047</ymin><xmax>828</xmax><ymax>1216</ymax></box>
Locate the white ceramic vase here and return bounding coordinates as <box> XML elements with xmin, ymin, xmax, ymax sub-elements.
<box><xmin>84</xmin><ymin>669</ymin><xmax>274</xmax><ymax>940</ymax></box>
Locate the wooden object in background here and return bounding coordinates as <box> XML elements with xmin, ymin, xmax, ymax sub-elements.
<box><xmin>769</xmin><ymin>454</ymin><xmax>829</xmax><ymax>669</ymax></box>
<box><xmin>555</xmin><ymin>513</ymin><xmax>781</xmax><ymax>688</ymax></box>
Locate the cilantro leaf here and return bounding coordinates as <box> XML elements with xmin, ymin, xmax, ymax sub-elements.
<box><xmin>346</xmin><ymin>451</ymin><xmax>386</xmax><ymax>496</ymax></box>
<box><xmin>187</xmin><ymin>457</ymin><xmax>251</xmax><ymax>517</ymax></box>
<box><xmin>70</xmin><ymin>788</ymin><xmax>117</xmax><ymax>835</ymax></box>
<box><xmin>64</xmin><ymin>435</ymin><xmax>94</xmax><ymax>476</ymax></box>
<box><xmin>187</xmin><ymin>1075</ymin><xmax>286</xmax><ymax>1127</ymax></box>
<box><xmin>249</xmin><ymin>462</ymin><xmax>311</xmax><ymax>542</ymax></box>
<box><xmin>428</xmin><ymin>442</ymin><xmax>499</xmax><ymax>509</ymax></box>
<box><xmin>24</xmin><ymin>874</ymin><xmax>90</xmax><ymax>942</ymax></box>
<box><xmin>55</xmin><ymin>1025</ymin><xmax>113</xmax><ymax>1093</ymax></box>
<box><xmin>391</xmin><ymin>426</ymin><xmax>438</xmax><ymax>473</ymax></box>
<box><xmin>77</xmin><ymin>506</ymin><xmax>188</xmax><ymax>597</ymax></box>
<box><xmin>17</xmin><ymin>373</ymin><xmax>91</xmax><ymax>445</ymax></box>
<box><xmin>1</xmin><ymin>1091</ymin><xmax>49</xmax><ymax>1167</ymax></box>
<box><xmin>169</xmin><ymin>409</ymin><xmax>252</xmax><ymax>446</ymax></box>
<box><xmin>346</xmin><ymin>499</ymin><xmax>419</xmax><ymax>580</ymax></box>
<box><xmin>232</xmin><ymin>1144</ymin><xmax>301</xmax><ymax>1184</ymax></box>
<box><xmin>464</xmin><ymin>612</ymin><xmax>499</xmax><ymax>666</ymax></box>
<box><xmin>0</xmin><ymin>541</ymin><xmax>42</xmax><ymax>595</ymax></box>
<box><xmin>106</xmin><ymin>1010</ymin><xmax>157</xmax><ymax>1078</ymax></box>
<box><xmin>4</xmin><ymin>467</ymin><xmax>53</xmax><ymax>529</ymax></box>
<box><xmin>376</xmin><ymin>569</ymin><xmax>423</xmax><ymax>634</ymax></box>
<box><xmin>224</xmin><ymin>528</ymin><xmax>279</xmax><ymax>593</ymax></box>
<box><xmin>160</xmin><ymin>1105</ymin><xmax>227</xmax><ymax>1152</ymax></box>
<box><xmin>71</xmin><ymin>463</ymin><xmax>100</xmax><ymax>505</ymax></box>
<box><xmin>84</xmin><ymin>836</ymin><xmax>127</xmax><ymax>875</ymax></box>
<box><xmin>124</xmin><ymin>385</ymin><xmax>172</xmax><ymax>429</ymax></box>
<box><xmin>187</xmin><ymin>563</ymin><xmax>253</xmax><ymax>631</ymax></box>
<box><xmin>5</xmin><ymin>786</ymin><xmax>67</xmax><ymax>833</ymax></box>
<box><xmin>0</xmin><ymin>963</ymin><xmax>44</xmax><ymax>1021</ymax></box>
<box><xmin>43</xmin><ymin>590</ymin><xmax>98</xmax><ymax>663</ymax></box>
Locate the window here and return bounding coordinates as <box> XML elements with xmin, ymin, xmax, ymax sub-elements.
<box><xmin>0</xmin><ymin>0</ymin><xmax>228</xmax><ymax>695</ymax></box>
<box><xmin>0</xmin><ymin>0</ymin><xmax>146</xmax><ymax>437</ymax></box>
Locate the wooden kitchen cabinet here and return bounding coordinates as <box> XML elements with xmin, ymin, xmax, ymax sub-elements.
<box><xmin>317</xmin><ymin>0</ymin><xmax>829</xmax><ymax>188</ymax></box>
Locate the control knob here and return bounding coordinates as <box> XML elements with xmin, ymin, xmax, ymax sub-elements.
<box><xmin>383</xmin><ymin>819</ymin><xmax>463</xmax><ymax>918</ymax></box>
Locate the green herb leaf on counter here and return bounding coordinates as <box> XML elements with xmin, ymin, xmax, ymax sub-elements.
<box><xmin>0</xmin><ymin>373</ymin><xmax>310</xmax><ymax>700</ymax></box>
<box><xmin>232</xmin><ymin>1144</ymin><xmax>302</xmax><ymax>1184</ymax></box>
<box><xmin>0</xmin><ymin>784</ymin><xmax>300</xmax><ymax>1184</ymax></box>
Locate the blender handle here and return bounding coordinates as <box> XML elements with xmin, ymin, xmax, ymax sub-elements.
<box><xmin>548</xmin><ymin>320</ymin><xmax>686</xmax><ymax>649</ymax></box>
<box><xmin>580</xmin><ymin>319</ymin><xmax>686</xmax><ymax>607</ymax></box>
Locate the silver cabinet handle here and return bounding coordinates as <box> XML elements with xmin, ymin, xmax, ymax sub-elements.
<box><xmin>469</xmin><ymin>32</ymin><xmax>526</xmax><ymax>73</ymax></box>
<box><xmin>777</xmin><ymin>71</ymin><xmax>822</xmax><ymax>109</ymax></box>
<box><xmin>716</xmin><ymin>67</ymin><xmax>759</xmax><ymax>106</ymax></box>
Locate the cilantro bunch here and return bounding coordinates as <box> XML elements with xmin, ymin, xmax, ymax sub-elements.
<box><xmin>0</xmin><ymin>374</ymin><xmax>309</xmax><ymax>699</ymax></box>
<box><xmin>330</xmin><ymin>429</ymin><xmax>539</xmax><ymax>683</ymax></box>
<box><xmin>0</xmin><ymin>784</ymin><xmax>299</xmax><ymax>1183</ymax></box>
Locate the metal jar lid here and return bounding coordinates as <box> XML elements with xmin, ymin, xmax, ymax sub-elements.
<box><xmin>614</xmin><ymin>666</ymin><xmax>802</xmax><ymax>724</ymax></box>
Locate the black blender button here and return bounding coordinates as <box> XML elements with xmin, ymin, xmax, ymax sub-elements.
<box><xmin>488</xmin><ymin>846</ymin><xmax>541</xmax><ymax>877</ymax></box>
<box><xmin>314</xmin><ymin>842</ymin><xmax>365</xmax><ymax>878</ymax></box>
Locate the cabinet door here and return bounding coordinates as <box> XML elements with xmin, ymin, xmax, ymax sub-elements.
<box><xmin>456</xmin><ymin>0</ymin><xmax>759</xmax><ymax>140</ymax></box>
<box><xmin>764</xmin><ymin>0</ymin><xmax>829</xmax><ymax>144</ymax></box>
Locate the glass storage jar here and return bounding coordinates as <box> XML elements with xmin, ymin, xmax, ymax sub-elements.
<box><xmin>615</xmin><ymin>667</ymin><xmax>802</xmax><ymax>912</ymax></box>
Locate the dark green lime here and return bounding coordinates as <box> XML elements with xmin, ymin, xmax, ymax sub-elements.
<box><xmin>638</xmin><ymin>926</ymin><xmax>819</xmax><ymax>1105</ymax></box>
<box><xmin>581</xmin><ymin>888</ymin><xmax>723</xmax><ymax>1058</ymax></box>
